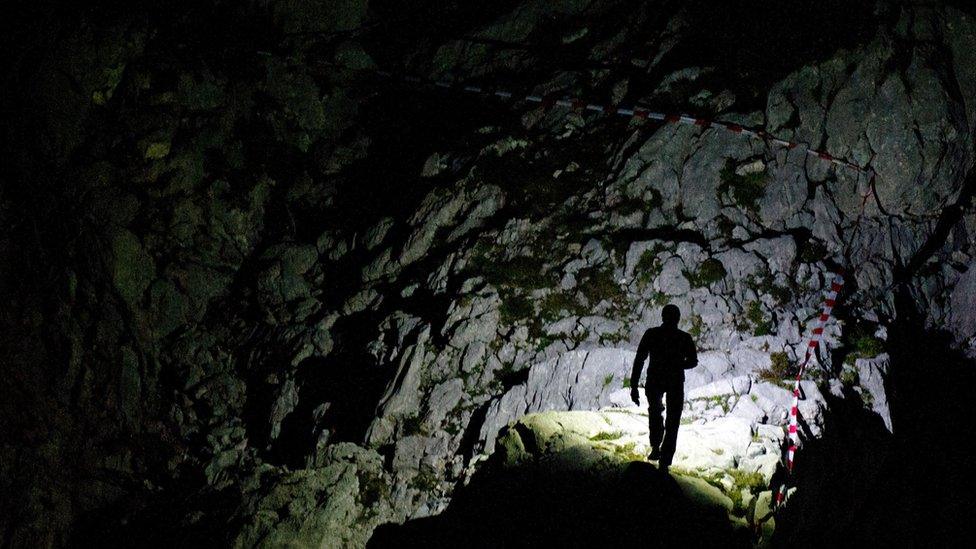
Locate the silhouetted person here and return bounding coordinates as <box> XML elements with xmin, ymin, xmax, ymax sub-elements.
<box><xmin>631</xmin><ymin>304</ymin><xmax>698</xmax><ymax>472</ymax></box>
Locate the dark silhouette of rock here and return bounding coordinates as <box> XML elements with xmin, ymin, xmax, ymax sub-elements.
<box><xmin>369</xmin><ymin>447</ymin><xmax>749</xmax><ymax>548</ymax></box>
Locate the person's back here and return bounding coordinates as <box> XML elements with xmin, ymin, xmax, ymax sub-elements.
<box><xmin>637</xmin><ymin>324</ymin><xmax>696</xmax><ymax>384</ymax></box>
<box><xmin>630</xmin><ymin>305</ymin><xmax>698</xmax><ymax>471</ymax></box>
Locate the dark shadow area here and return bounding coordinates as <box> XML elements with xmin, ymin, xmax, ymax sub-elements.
<box><xmin>877</xmin><ymin>288</ymin><xmax>976</xmax><ymax>546</ymax></box>
<box><xmin>655</xmin><ymin>0</ymin><xmax>883</xmax><ymax>112</ymax></box>
<box><xmin>370</xmin><ymin>450</ymin><xmax>750</xmax><ymax>548</ymax></box>
<box><xmin>366</xmin><ymin>0</ymin><xmax>886</xmax><ymax>120</ymax></box>
<box><xmin>774</xmin><ymin>285</ymin><xmax>976</xmax><ymax>547</ymax></box>
<box><xmin>69</xmin><ymin>481</ymin><xmax>237</xmax><ymax>549</ymax></box>
<box><xmin>771</xmin><ymin>389</ymin><xmax>900</xmax><ymax>547</ymax></box>
<box><xmin>322</xmin><ymin>78</ymin><xmax>514</xmax><ymax>237</ymax></box>
<box><xmin>270</xmin><ymin>349</ymin><xmax>389</xmax><ymax>468</ymax></box>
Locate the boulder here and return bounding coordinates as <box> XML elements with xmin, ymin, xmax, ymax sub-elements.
<box><xmin>231</xmin><ymin>444</ymin><xmax>393</xmax><ymax>548</ymax></box>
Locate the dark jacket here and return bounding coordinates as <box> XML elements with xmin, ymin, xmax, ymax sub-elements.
<box><xmin>630</xmin><ymin>326</ymin><xmax>698</xmax><ymax>389</ymax></box>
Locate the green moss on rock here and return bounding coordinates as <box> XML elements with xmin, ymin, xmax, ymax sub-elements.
<box><xmin>684</xmin><ymin>258</ymin><xmax>727</xmax><ymax>288</ymax></box>
<box><xmin>798</xmin><ymin>239</ymin><xmax>829</xmax><ymax>263</ymax></box>
<box><xmin>741</xmin><ymin>301</ymin><xmax>773</xmax><ymax>336</ymax></box>
<box><xmin>144</xmin><ymin>141</ymin><xmax>171</xmax><ymax>160</ymax></box>
<box><xmin>634</xmin><ymin>248</ymin><xmax>664</xmax><ymax>287</ymax></box>
<box><xmin>577</xmin><ymin>266</ymin><xmax>626</xmax><ymax>307</ymax></box>
<box><xmin>757</xmin><ymin>351</ymin><xmax>795</xmax><ymax>386</ymax></box>
<box><xmin>746</xmin><ymin>271</ymin><xmax>793</xmax><ymax>305</ymax></box>
<box><xmin>539</xmin><ymin>291</ymin><xmax>581</xmax><ymax>322</ymax></box>
<box><xmin>499</xmin><ymin>293</ymin><xmax>534</xmax><ymax>326</ymax></box>
<box><xmin>480</xmin><ymin>254</ymin><xmax>552</xmax><ymax>290</ymax></box>
<box><xmin>842</xmin><ymin>322</ymin><xmax>886</xmax><ymax>363</ymax></box>
<box><xmin>718</xmin><ymin>159</ymin><xmax>768</xmax><ymax>211</ymax></box>
<box><xmin>854</xmin><ymin>334</ymin><xmax>885</xmax><ymax>357</ymax></box>
<box><xmin>589</xmin><ymin>430</ymin><xmax>624</xmax><ymax>442</ymax></box>
<box><xmin>688</xmin><ymin>314</ymin><xmax>706</xmax><ymax>343</ymax></box>
<box><xmin>110</xmin><ymin>228</ymin><xmax>155</xmax><ymax>307</ymax></box>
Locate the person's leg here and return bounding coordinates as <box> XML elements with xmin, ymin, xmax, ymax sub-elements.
<box><xmin>660</xmin><ymin>383</ymin><xmax>685</xmax><ymax>467</ymax></box>
<box><xmin>646</xmin><ymin>381</ymin><xmax>665</xmax><ymax>456</ymax></box>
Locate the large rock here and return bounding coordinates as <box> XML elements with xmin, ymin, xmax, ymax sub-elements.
<box><xmin>855</xmin><ymin>355</ymin><xmax>893</xmax><ymax>432</ymax></box>
<box><xmin>231</xmin><ymin>444</ymin><xmax>395</xmax><ymax>548</ymax></box>
<box><xmin>494</xmin><ymin>409</ymin><xmax>780</xmax><ymax>528</ymax></box>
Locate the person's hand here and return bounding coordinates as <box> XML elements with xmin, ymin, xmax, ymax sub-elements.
<box><xmin>630</xmin><ymin>388</ymin><xmax>640</xmax><ymax>405</ymax></box>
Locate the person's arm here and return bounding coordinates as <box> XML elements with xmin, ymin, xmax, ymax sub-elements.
<box><xmin>631</xmin><ymin>331</ymin><xmax>650</xmax><ymax>403</ymax></box>
<box><xmin>683</xmin><ymin>333</ymin><xmax>699</xmax><ymax>370</ymax></box>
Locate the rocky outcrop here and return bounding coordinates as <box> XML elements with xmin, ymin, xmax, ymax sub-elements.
<box><xmin>230</xmin><ymin>443</ymin><xmax>396</xmax><ymax>548</ymax></box>
<box><xmin>370</xmin><ymin>408</ymin><xmax>757</xmax><ymax>548</ymax></box>
<box><xmin>493</xmin><ymin>409</ymin><xmax>778</xmax><ymax>538</ymax></box>
<box><xmin>2</xmin><ymin>1</ymin><xmax>975</xmax><ymax>546</ymax></box>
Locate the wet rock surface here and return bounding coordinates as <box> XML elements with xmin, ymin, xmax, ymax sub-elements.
<box><xmin>2</xmin><ymin>1</ymin><xmax>976</xmax><ymax>546</ymax></box>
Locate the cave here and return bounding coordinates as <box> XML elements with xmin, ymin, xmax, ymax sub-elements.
<box><xmin>3</xmin><ymin>1</ymin><xmax>976</xmax><ymax>547</ymax></box>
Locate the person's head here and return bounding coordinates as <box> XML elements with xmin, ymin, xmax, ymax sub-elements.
<box><xmin>661</xmin><ymin>304</ymin><xmax>680</xmax><ymax>327</ymax></box>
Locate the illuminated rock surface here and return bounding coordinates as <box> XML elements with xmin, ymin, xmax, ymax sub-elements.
<box><xmin>371</xmin><ymin>409</ymin><xmax>756</xmax><ymax>548</ymax></box>
<box><xmin>2</xmin><ymin>1</ymin><xmax>975</xmax><ymax>547</ymax></box>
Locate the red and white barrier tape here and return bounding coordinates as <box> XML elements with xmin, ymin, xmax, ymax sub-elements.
<box><xmin>772</xmin><ymin>173</ymin><xmax>874</xmax><ymax>510</ymax></box>
<box><xmin>775</xmin><ymin>269</ymin><xmax>845</xmax><ymax>506</ymax></box>
<box><xmin>380</xmin><ymin>71</ymin><xmax>876</xmax><ymax>177</ymax></box>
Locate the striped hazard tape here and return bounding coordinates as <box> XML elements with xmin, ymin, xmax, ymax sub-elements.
<box><xmin>772</xmin><ymin>169</ymin><xmax>874</xmax><ymax>511</ymax></box>
<box><xmin>377</xmin><ymin>71</ymin><xmax>876</xmax><ymax>177</ymax></box>
<box><xmin>775</xmin><ymin>270</ymin><xmax>845</xmax><ymax>507</ymax></box>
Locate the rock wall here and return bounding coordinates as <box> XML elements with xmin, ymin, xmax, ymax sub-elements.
<box><xmin>1</xmin><ymin>1</ymin><xmax>974</xmax><ymax>545</ymax></box>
